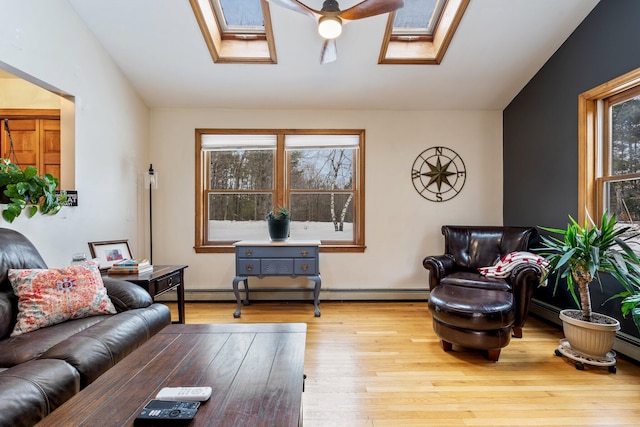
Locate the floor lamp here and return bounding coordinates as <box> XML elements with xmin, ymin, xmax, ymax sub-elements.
<box><xmin>147</xmin><ymin>164</ymin><xmax>158</xmax><ymax>263</ymax></box>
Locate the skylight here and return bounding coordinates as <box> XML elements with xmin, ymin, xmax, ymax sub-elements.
<box><xmin>213</xmin><ymin>0</ymin><xmax>265</xmax><ymax>35</ymax></box>
<box><xmin>379</xmin><ymin>0</ymin><xmax>469</xmax><ymax>64</ymax></box>
<box><xmin>392</xmin><ymin>0</ymin><xmax>445</xmax><ymax>38</ymax></box>
<box><xmin>190</xmin><ymin>0</ymin><xmax>276</xmax><ymax>63</ymax></box>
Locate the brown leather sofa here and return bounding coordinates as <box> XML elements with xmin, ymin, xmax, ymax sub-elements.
<box><xmin>0</xmin><ymin>228</ymin><xmax>172</xmax><ymax>426</ymax></box>
<box><xmin>423</xmin><ymin>226</ymin><xmax>543</xmax><ymax>361</ymax></box>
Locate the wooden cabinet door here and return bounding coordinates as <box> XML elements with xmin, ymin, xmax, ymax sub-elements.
<box><xmin>1</xmin><ymin>118</ymin><xmax>39</xmax><ymax>169</ymax></box>
<box><xmin>40</xmin><ymin>119</ymin><xmax>61</xmax><ymax>182</ymax></box>
<box><xmin>1</xmin><ymin>115</ymin><xmax>61</xmax><ymax>188</ymax></box>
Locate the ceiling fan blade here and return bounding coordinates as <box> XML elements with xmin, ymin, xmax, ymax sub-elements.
<box><xmin>320</xmin><ymin>39</ymin><xmax>337</xmax><ymax>64</ymax></box>
<box><xmin>339</xmin><ymin>0</ymin><xmax>404</xmax><ymax>21</ymax></box>
<box><xmin>266</xmin><ymin>0</ymin><xmax>320</xmax><ymax>20</ymax></box>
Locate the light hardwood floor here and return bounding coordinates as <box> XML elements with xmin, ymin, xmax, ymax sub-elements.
<box><xmin>166</xmin><ymin>301</ymin><xmax>640</xmax><ymax>426</ymax></box>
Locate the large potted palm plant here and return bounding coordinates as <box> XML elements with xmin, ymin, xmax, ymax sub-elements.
<box><xmin>537</xmin><ymin>211</ymin><xmax>640</xmax><ymax>365</ymax></box>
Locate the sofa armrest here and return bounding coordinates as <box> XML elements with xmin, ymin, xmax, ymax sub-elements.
<box><xmin>102</xmin><ymin>277</ymin><xmax>153</xmax><ymax>312</ymax></box>
<box><xmin>423</xmin><ymin>255</ymin><xmax>456</xmax><ymax>291</ymax></box>
<box><xmin>509</xmin><ymin>263</ymin><xmax>544</xmax><ymax>329</ymax></box>
<box><xmin>0</xmin><ymin>359</ymin><xmax>80</xmax><ymax>427</ymax></box>
<box><xmin>0</xmin><ymin>291</ymin><xmax>16</xmax><ymax>340</ymax></box>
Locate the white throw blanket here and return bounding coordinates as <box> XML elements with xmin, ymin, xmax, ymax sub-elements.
<box><xmin>478</xmin><ymin>251</ymin><xmax>549</xmax><ymax>285</ymax></box>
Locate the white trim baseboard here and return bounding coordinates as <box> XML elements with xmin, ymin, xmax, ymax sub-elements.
<box><xmin>155</xmin><ymin>288</ymin><xmax>430</xmax><ymax>302</ymax></box>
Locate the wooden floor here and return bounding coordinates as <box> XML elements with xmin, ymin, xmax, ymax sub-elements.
<box><xmin>166</xmin><ymin>301</ymin><xmax>640</xmax><ymax>426</ymax></box>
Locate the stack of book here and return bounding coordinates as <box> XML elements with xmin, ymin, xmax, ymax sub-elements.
<box><xmin>108</xmin><ymin>258</ymin><xmax>153</xmax><ymax>275</ymax></box>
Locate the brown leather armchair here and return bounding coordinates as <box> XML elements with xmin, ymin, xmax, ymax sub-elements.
<box><xmin>423</xmin><ymin>226</ymin><xmax>543</xmax><ymax>361</ymax></box>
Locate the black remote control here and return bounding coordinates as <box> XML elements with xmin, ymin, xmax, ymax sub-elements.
<box><xmin>135</xmin><ymin>400</ymin><xmax>199</xmax><ymax>424</ymax></box>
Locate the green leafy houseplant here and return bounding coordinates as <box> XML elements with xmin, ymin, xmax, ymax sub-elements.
<box><xmin>620</xmin><ymin>290</ymin><xmax>640</xmax><ymax>332</ymax></box>
<box><xmin>537</xmin><ymin>211</ymin><xmax>640</xmax><ymax>323</ymax></box>
<box><xmin>0</xmin><ymin>158</ymin><xmax>66</xmax><ymax>223</ymax></box>
<box><xmin>266</xmin><ymin>206</ymin><xmax>290</xmax><ymax>221</ymax></box>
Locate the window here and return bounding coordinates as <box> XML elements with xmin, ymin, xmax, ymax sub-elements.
<box><xmin>379</xmin><ymin>0</ymin><xmax>469</xmax><ymax>64</ymax></box>
<box><xmin>579</xmin><ymin>67</ymin><xmax>640</xmax><ymax>236</ymax></box>
<box><xmin>600</xmin><ymin>87</ymin><xmax>640</xmax><ymax>226</ymax></box>
<box><xmin>195</xmin><ymin>129</ymin><xmax>365</xmax><ymax>252</ymax></box>
<box><xmin>391</xmin><ymin>0</ymin><xmax>446</xmax><ymax>40</ymax></box>
<box><xmin>213</xmin><ymin>0</ymin><xmax>265</xmax><ymax>35</ymax></box>
<box><xmin>189</xmin><ymin>0</ymin><xmax>277</xmax><ymax>64</ymax></box>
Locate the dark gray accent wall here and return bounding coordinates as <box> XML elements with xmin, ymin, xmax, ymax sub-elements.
<box><xmin>503</xmin><ymin>0</ymin><xmax>640</xmax><ymax>339</ymax></box>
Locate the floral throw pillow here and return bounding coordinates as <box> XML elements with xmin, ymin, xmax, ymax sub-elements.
<box><xmin>9</xmin><ymin>260</ymin><xmax>117</xmax><ymax>336</ymax></box>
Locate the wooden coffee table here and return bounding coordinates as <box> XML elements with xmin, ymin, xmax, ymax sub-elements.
<box><xmin>36</xmin><ymin>323</ymin><xmax>307</xmax><ymax>427</ymax></box>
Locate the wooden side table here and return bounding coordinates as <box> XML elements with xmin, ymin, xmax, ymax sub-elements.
<box><xmin>109</xmin><ymin>265</ymin><xmax>188</xmax><ymax>324</ymax></box>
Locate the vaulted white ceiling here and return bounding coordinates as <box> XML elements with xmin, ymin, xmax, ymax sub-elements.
<box><xmin>67</xmin><ymin>0</ymin><xmax>600</xmax><ymax>111</ymax></box>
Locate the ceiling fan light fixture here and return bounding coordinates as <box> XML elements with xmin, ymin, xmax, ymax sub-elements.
<box><xmin>318</xmin><ymin>16</ymin><xmax>342</xmax><ymax>39</ymax></box>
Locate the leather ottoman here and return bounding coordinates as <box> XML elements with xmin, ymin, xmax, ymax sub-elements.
<box><xmin>428</xmin><ymin>282</ymin><xmax>515</xmax><ymax>360</ymax></box>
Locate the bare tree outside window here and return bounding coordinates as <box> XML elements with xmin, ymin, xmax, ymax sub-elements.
<box><xmin>207</xmin><ymin>149</ymin><xmax>274</xmax><ymax>241</ymax></box>
<box><xmin>289</xmin><ymin>148</ymin><xmax>355</xmax><ymax>239</ymax></box>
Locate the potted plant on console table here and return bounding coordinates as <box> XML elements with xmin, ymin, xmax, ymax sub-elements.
<box><xmin>537</xmin><ymin>211</ymin><xmax>640</xmax><ymax>372</ymax></box>
<box><xmin>0</xmin><ymin>158</ymin><xmax>66</xmax><ymax>223</ymax></box>
<box><xmin>266</xmin><ymin>206</ymin><xmax>290</xmax><ymax>241</ymax></box>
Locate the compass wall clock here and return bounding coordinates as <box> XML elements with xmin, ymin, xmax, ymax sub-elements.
<box><xmin>411</xmin><ymin>146</ymin><xmax>466</xmax><ymax>202</ymax></box>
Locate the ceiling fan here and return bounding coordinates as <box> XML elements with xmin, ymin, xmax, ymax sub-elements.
<box><xmin>267</xmin><ymin>0</ymin><xmax>405</xmax><ymax>64</ymax></box>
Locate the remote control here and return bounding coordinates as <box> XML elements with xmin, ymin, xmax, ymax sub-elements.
<box><xmin>135</xmin><ymin>400</ymin><xmax>199</xmax><ymax>423</ymax></box>
<box><xmin>156</xmin><ymin>386</ymin><xmax>212</xmax><ymax>402</ymax></box>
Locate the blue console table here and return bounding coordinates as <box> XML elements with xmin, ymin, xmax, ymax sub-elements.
<box><xmin>233</xmin><ymin>240</ymin><xmax>321</xmax><ymax>318</ymax></box>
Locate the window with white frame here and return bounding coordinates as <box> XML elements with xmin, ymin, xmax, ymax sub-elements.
<box><xmin>195</xmin><ymin>129</ymin><xmax>365</xmax><ymax>252</ymax></box>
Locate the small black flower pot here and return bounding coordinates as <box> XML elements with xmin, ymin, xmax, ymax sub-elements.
<box><xmin>267</xmin><ymin>219</ymin><xmax>290</xmax><ymax>241</ymax></box>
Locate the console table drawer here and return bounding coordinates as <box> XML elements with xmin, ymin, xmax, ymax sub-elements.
<box><xmin>154</xmin><ymin>271</ymin><xmax>181</xmax><ymax>294</ymax></box>
<box><xmin>295</xmin><ymin>258</ymin><xmax>317</xmax><ymax>275</ymax></box>
<box><xmin>237</xmin><ymin>259</ymin><xmax>260</xmax><ymax>275</ymax></box>
<box><xmin>261</xmin><ymin>258</ymin><xmax>294</xmax><ymax>275</ymax></box>
<box><xmin>237</xmin><ymin>258</ymin><xmax>318</xmax><ymax>276</ymax></box>
<box><xmin>237</xmin><ymin>246</ymin><xmax>316</xmax><ymax>258</ymax></box>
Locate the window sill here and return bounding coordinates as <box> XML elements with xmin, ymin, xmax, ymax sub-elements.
<box><xmin>194</xmin><ymin>244</ymin><xmax>366</xmax><ymax>253</ymax></box>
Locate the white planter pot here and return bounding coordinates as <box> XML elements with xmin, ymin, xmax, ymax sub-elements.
<box><xmin>560</xmin><ymin>309</ymin><xmax>620</xmax><ymax>358</ymax></box>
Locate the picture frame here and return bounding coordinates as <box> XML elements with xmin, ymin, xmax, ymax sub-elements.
<box><xmin>88</xmin><ymin>240</ymin><xmax>133</xmax><ymax>270</ymax></box>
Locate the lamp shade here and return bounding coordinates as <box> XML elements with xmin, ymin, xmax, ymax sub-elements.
<box><xmin>146</xmin><ymin>164</ymin><xmax>158</xmax><ymax>189</ymax></box>
<box><xmin>318</xmin><ymin>16</ymin><xmax>342</xmax><ymax>39</ymax></box>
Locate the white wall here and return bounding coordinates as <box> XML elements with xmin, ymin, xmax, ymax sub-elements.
<box><xmin>0</xmin><ymin>0</ymin><xmax>149</xmax><ymax>267</ymax></box>
<box><xmin>150</xmin><ymin>109</ymin><xmax>503</xmax><ymax>297</ymax></box>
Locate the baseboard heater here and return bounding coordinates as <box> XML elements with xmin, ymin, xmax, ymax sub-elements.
<box><xmin>531</xmin><ymin>298</ymin><xmax>640</xmax><ymax>363</ymax></box>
